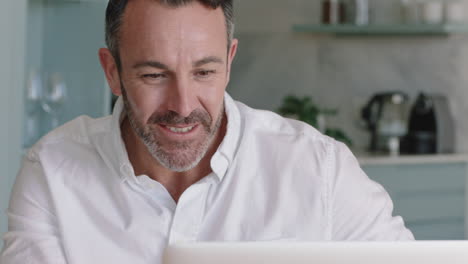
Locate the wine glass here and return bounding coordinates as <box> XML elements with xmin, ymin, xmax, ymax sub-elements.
<box><xmin>41</xmin><ymin>72</ymin><xmax>66</xmax><ymax>130</ymax></box>
<box><xmin>24</xmin><ymin>69</ymin><xmax>43</xmax><ymax>147</ymax></box>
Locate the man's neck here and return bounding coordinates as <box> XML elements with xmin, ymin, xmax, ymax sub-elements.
<box><xmin>121</xmin><ymin>115</ymin><xmax>227</xmax><ymax>203</ymax></box>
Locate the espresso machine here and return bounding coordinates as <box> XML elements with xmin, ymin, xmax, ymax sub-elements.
<box><xmin>402</xmin><ymin>93</ymin><xmax>455</xmax><ymax>154</ymax></box>
<box><xmin>361</xmin><ymin>91</ymin><xmax>410</xmax><ymax>154</ymax></box>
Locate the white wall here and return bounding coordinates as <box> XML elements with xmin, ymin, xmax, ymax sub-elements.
<box><xmin>0</xmin><ymin>0</ymin><xmax>27</xmax><ymax>248</ymax></box>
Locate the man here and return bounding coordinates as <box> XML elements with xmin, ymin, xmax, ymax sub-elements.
<box><xmin>1</xmin><ymin>0</ymin><xmax>413</xmax><ymax>263</ymax></box>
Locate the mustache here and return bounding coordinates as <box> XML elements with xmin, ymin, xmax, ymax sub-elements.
<box><xmin>148</xmin><ymin>109</ymin><xmax>211</xmax><ymax>127</ymax></box>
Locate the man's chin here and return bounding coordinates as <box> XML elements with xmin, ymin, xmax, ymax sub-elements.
<box><xmin>144</xmin><ymin>133</ymin><xmax>213</xmax><ymax>171</ymax></box>
<box><xmin>149</xmin><ymin>148</ymin><xmax>204</xmax><ymax>172</ymax></box>
<box><xmin>158</xmin><ymin>156</ymin><xmax>200</xmax><ymax>172</ymax></box>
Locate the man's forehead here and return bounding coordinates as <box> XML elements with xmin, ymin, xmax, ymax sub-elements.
<box><xmin>120</xmin><ymin>0</ymin><xmax>226</xmax><ymax>41</ymax></box>
<box><xmin>114</xmin><ymin>2</ymin><xmax>228</xmax><ymax>72</ymax></box>
<box><xmin>119</xmin><ymin>0</ymin><xmax>228</xmax><ymax>58</ymax></box>
<box><xmin>123</xmin><ymin>0</ymin><xmax>225</xmax><ymax>24</ymax></box>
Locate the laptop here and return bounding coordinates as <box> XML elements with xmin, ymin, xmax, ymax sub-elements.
<box><xmin>163</xmin><ymin>241</ymin><xmax>468</xmax><ymax>264</ymax></box>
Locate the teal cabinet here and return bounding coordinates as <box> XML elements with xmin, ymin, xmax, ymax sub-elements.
<box><xmin>1</xmin><ymin>0</ymin><xmax>111</xmax><ymax>248</ymax></box>
<box><xmin>23</xmin><ymin>0</ymin><xmax>110</xmax><ymax>148</ymax></box>
<box><xmin>0</xmin><ymin>0</ymin><xmax>27</xmax><ymax>250</ymax></box>
<box><xmin>362</xmin><ymin>159</ymin><xmax>467</xmax><ymax>240</ymax></box>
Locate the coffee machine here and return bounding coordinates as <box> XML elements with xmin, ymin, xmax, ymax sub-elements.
<box><xmin>361</xmin><ymin>91</ymin><xmax>410</xmax><ymax>154</ymax></box>
<box><xmin>401</xmin><ymin>93</ymin><xmax>455</xmax><ymax>154</ymax></box>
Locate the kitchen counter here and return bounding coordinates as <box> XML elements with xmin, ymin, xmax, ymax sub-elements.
<box><xmin>356</xmin><ymin>153</ymin><xmax>468</xmax><ymax>240</ymax></box>
<box><xmin>356</xmin><ymin>153</ymin><xmax>468</xmax><ymax>166</ymax></box>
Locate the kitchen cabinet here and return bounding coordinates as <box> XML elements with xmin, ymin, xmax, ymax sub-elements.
<box><xmin>1</xmin><ymin>0</ymin><xmax>28</xmax><ymax>250</ymax></box>
<box><xmin>24</xmin><ymin>0</ymin><xmax>111</xmax><ymax>148</ymax></box>
<box><xmin>360</xmin><ymin>154</ymin><xmax>468</xmax><ymax>240</ymax></box>
<box><xmin>0</xmin><ymin>0</ymin><xmax>111</xmax><ymax>248</ymax></box>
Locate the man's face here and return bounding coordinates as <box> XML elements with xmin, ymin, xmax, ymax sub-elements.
<box><xmin>108</xmin><ymin>0</ymin><xmax>237</xmax><ymax>171</ymax></box>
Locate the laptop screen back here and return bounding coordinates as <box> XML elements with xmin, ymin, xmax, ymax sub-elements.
<box><xmin>163</xmin><ymin>241</ymin><xmax>468</xmax><ymax>264</ymax></box>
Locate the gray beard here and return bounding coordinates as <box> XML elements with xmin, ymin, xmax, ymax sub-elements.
<box><xmin>121</xmin><ymin>90</ymin><xmax>224</xmax><ymax>172</ymax></box>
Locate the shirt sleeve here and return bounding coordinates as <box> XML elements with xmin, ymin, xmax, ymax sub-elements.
<box><xmin>0</xmin><ymin>154</ymin><xmax>67</xmax><ymax>263</ymax></box>
<box><xmin>328</xmin><ymin>142</ymin><xmax>415</xmax><ymax>241</ymax></box>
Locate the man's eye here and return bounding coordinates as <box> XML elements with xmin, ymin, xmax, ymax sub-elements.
<box><xmin>142</xmin><ymin>73</ymin><xmax>165</xmax><ymax>79</ymax></box>
<box><xmin>196</xmin><ymin>70</ymin><xmax>215</xmax><ymax>77</ymax></box>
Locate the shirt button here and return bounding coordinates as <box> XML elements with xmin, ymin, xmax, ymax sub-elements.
<box><xmin>120</xmin><ymin>163</ymin><xmax>133</xmax><ymax>175</ymax></box>
<box><xmin>146</xmin><ymin>180</ymin><xmax>157</xmax><ymax>189</ymax></box>
<box><xmin>212</xmin><ymin>156</ymin><xmax>228</xmax><ymax>177</ymax></box>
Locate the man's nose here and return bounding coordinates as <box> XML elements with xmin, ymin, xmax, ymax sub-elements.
<box><xmin>166</xmin><ymin>77</ymin><xmax>197</xmax><ymax>118</ymax></box>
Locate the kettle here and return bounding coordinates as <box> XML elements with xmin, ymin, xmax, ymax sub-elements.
<box><xmin>361</xmin><ymin>91</ymin><xmax>410</xmax><ymax>153</ymax></box>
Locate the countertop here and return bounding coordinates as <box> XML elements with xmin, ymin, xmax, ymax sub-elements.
<box><xmin>356</xmin><ymin>153</ymin><xmax>468</xmax><ymax>166</ymax></box>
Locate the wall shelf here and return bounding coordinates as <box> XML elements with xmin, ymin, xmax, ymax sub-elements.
<box><xmin>292</xmin><ymin>24</ymin><xmax>468</xmax><ymax>36</ymax></box>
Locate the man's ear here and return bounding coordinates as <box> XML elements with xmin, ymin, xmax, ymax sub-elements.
<box><xmin>226</xmin><ymin>38</ymin><xmax>238</xmax><ymax>84</ymax></box>
<box><xmin>99</xmin><ymin>48</ymin><xmax>122</xmax><ymax>96</ymax></box>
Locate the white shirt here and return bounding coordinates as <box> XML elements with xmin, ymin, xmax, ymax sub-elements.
<box><xmin>1</xmin><ymin>93</ymin><xmax>414</xmax><ymax>264</ymax></box>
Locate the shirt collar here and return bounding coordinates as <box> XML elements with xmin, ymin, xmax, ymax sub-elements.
<box><xmin>110</xmin><ymin>96</ymin><xmax>136</xmax><ymax>183</ymax></box>
<box><xmin>107</xmin><ymin>92</ymin><xmax>241</xmax><ymax>183</ymax></box>
<box><xmin>210</xmin><ymin>93</ymin><xmax>241</xmax><ymax>181</ymax></box>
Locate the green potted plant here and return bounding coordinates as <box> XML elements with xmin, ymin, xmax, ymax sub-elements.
<box><xmin>278</xmin><ymin>95</ymin><xmax>353</xmax><ymax>146</ymax></box>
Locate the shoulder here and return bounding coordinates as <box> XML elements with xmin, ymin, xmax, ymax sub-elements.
<box><xmin>26</xmin><ymin>115</ymin><xmax>112</xmax><ymax>168</ymax></box>
<box><xmin>234</xmin><ymin>100</ymin><xmax>337</xmax><ymax>153</ymax></box>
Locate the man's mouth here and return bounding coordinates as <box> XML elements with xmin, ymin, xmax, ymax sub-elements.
<box><xmin>163</xmin><ymin>125</ymin><xmax>197</xmax><ymax>134</ymax></box>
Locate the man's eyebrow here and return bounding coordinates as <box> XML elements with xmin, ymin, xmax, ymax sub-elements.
<box><xmin>133</xmin><ymin>61</ymin><xmax>169</xmax><ymax>70</ymax></box>
<box><xmin>193</xmin><ymin>56</ymin><xmax>224</xmax><ymax>67</ymax></box>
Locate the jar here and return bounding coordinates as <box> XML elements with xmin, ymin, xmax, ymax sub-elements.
<box><xmin>401</xmin><ymin>0</ymin><xmax>421</xmax><ymax>24</ymax></box>
<box><xmin>444</xmin><ymin>0</ymin><xmax>465</xmax><ymax>24</ymax></box>
<box><xmin>322</xmin><ymin>0</ymin><xmax>346</xmax><ymax>24</ymax></box>
<box><xmin>420</xmin><ymin>0</ymin><xmax>444</xmax><ymax>24</ymax></box>
<box><xmin>345</xmin><ymin>0</ymin><xmax>369</xmax><ymax>25</ymax></box>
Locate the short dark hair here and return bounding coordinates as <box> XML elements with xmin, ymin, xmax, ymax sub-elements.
<box><xmin>105</xmin><ymin>0</ymin><xmax>234</xmax><ymax>70</ymax></box>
